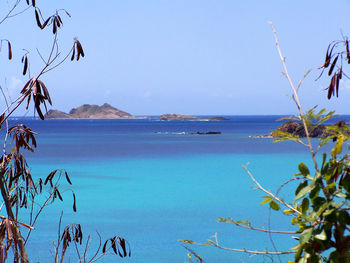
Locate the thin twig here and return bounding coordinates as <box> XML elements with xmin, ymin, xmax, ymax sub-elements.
<box><xmin>269</xmin><ymin>22</ymin><xmax>318</xmax><ymax>173</ymax></box>
<box><xmin>242</xmin><ymin>165</ymin><xmax>301</xmax><ymax>215</ymax></box>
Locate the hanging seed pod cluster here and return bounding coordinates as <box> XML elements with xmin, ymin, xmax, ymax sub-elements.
<box><xmin>318</xmin><ymin>38</ymin><xmax>350</xmax><ymax>99</ymax></box>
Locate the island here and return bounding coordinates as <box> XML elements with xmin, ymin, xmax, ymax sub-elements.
<box><xmin>159</xmin><ymin>114</ymin><xmax>228</xmax><ymax>121</ymax></box>
<box><xmin>45</xmin><ymin>103</ymin><xmax>145</xmax><ymax>119</ymax></box>
<box><xmin>45</xmin><ymin>104</ymin><xmax>229</xmax><ymax>121</ymax></box>
<box><xmin>271</xmin><ymin>120</ymin><xmax>350</xmax><ymax>138</ymax></box>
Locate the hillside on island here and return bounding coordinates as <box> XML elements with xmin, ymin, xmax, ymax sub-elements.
<box><xmin>45</xmin><ymin>103</ymin><xmax>138</xmax><ymax>119</ymax></box>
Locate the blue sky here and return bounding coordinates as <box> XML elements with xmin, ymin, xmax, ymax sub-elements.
<box><xmin>2</xmin><ymin>0</ymin><xmax>350</xmax><ymax>115</ymax></box>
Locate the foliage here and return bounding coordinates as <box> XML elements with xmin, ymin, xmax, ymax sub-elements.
<box><xmin>180</xmin><ymin>24</ymin><xmax>350</xmax><ymax>263</ymax></box>
<box><xmin>0</xmin><ymin>0</ymin><xmax>130</xmax><ymax>262</ymax></box>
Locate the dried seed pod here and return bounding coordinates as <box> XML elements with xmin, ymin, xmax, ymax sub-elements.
<box><xmin>38</xmin><ymin>80</ymin><xmax>51</xmax><ymax>104</ymax></box>
<box><xmin>23</xmin><ymin>56</ymin><xmax>28</xmax><ymax>75</ymax></box>
<box><xmin>327</xmin><ymin>74</ymin><xmax>336</xmax><ymax>99</ymax></box>
<box><xmin>346</xmin><ymin>40</ymin><xmax>350</xmax><ymax>64</ymax></box>
<box><xmin>55</xmin><ymin>16</ymin><xmax>61</xmax><ymax>28</ymax></box>
<box><xmin>42</xmin><ymin>17</ymin><xmax>51</xmax><ymax>29</ymax></box>
<box><xmin>26</xmin><ymin>94</ymin><xmax>31</xmax><ymax>110</ymax></box>
<box><xmin>8</xmin><ymin>41</ymin><xmax>12</xmax><ymax>60</ymax></box>
<box><xmin>57</xmin><ymin>15</ymin><xmax>63</xmax><ymax>25</ymax></box>
<box><xmin>53</xmin><ymin>17</ymin><xmax>57</xmax><ymax>34</ymax></box>
<box><xmin>65</xmin><ymin>10</ymin><xmax>71</xmax><ymax>17</ymax></box>
<box><xmin>336</xmin><ymin>71</ymin><xmax>341</xmax><ymax>97</ymax></box>
<box><xmin>71</xmin><ymin>45</ymin><xmax>75</xmax><ymax>61</ymax></box>
<box><xmin>65</xmin><ymin>171</ymin><xmax>72</xmax><ymax>184</ymax></box>
<box><xmin>35</xmin><ymin>9</ymin><xmax>42</xmax><ymax>29</ymax></box>
<box><xmin>32</xmin><ymin>0</ymin><xmax>36</xmax><ymax>7</ymax></box>
<box><xmin>73</xmin><ymin>193</ymin><xmax>77</xmax><ymax>212</ymax></box>
<box><xmin>328</xmin><ymin>55</ymin><xmax>339</xmax><ymax>76</ymax></box>
<box><xmin>76</xmin><ymin>40</ymin><xmax>84</xmax><ymax>57</ymax></box>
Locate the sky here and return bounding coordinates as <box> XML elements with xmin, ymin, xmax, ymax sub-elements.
<box><xmin>1</xmin><ymin>0</ymin><xmax>350</xmax><ymax>115</ymax></box>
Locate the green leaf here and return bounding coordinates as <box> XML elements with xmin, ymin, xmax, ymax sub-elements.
<box><xmin>260</xmin><ymin>195</ymin><xmax>271</xmax><ymax>205</ymax></box>
<box><xmin>180</xmin><ymin>240</ymin><xmax>194</xmax><ymax>244</ymax></box>
<box><xmin>283</xmin><ymin>209</ymin><xmax>294</xmax><ymax>215</ymax></box>
<box><xmin>314</xmin><ymin>230</ymin><xmax>327</xmax><ymax>241</ymax></box>
<box><xmin>291</xmin><ymin>217</ymin><xmax>298</xmax><ymax>225</ymax></box>
<box><xmin>269</xmin><ymin>200</ymin><xmax>280</xmax><ymax>211</ymax></box>
<box><xmin>331</xmin><ymin>135</ymin><xmax>343</xmax><ymax>158</ymax></box>
<box><xmin>299</xmin><ymin>228</ymin><xmax>313</xmax><ymax>245</ymax></box>
<box><xmin>301</xmin><ymin>198</ymin><xmax>309</xmax><ymax>214</ymax></box>
<box><xmin>298</xmin><ymin>162</ymin><xmax>310</xmax><ymax>176</ymax></box>
<box><xmin>295</xmin><ymin>183</ymin><xmax>314</xmax><ymax>201</ymax></box>
<box><xmin>319</xmin><ymin>137</ymin><xmax>331</xmax><ymax>148</ymax></box>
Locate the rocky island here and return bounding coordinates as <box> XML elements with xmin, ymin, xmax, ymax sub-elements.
<box><xmin>159</xmin><ymin>114</ymin><xmax>228</xmax><ymax>121</ymax></box>
<box><xmin>271</xmin><ymin>120</ymin><xmax>350</xmax><ymax>138</ymax></box>
<box><xmin>45</xmin><ymin>103</ymin><xmax>144</xmax><ymax>119</ymax></box>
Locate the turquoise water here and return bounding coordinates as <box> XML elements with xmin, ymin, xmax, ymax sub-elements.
<box><xmin>4</xmin><ymin>116</ymin><xmax>347</xmax><ymax>262</ymax></box>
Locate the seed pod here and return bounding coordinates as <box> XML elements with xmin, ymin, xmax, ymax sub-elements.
<box><xmin>328</xmin><ymin>55</ymin><xmax>339</xmax><ymax>76</ymax></box>
<box><xmin>23</xmin><ymin>56</ymin><xmax>28</xmax><ymax>75</ymax></box>
<box><xmin>336</xmin><ymin>72</ymin><xmax>340</xmax><ymax>97</ymax></box>
<box><xmin>55</xmin><ymin>16</ymin><xmax>61</xmax><ymax>28</ymax></box>
<box><xmin>73</xmin><ymin>193</ymin><xmax>77</xmax><ymax>212</ymax></box>
<box><xmin>32</xmin><ymin>0</ymin><xmax>36</xmax><ymax>7</ymax></box>
<box><xmin>53</xmin><ymin>17</ymin><xmax>57</xmax><ymax>34</ymax></box>
<box><xmin>346</xmin><ymin>40</ymin><xmax>350</xmax><ymax>64</ymax></box>
<box><xmin>71</xmin><ymin>45</ymin><xmax>75</xmax><ymax>61</ymax></box>
<box><xmin>21</xmin><ymin>78</ymin><xmax>33</xmax><ymax>94</ymax></box>
<box><xmin>42</xmin><ymin>17</ymin><xmax>51</xmax><ymax>29</ymax></box>
<box><xmin>76</xmin><ymin>40</ymin><xmax>84</xmax><ymax>57</ymax></box>
<box><xmin>327</xmin><ymin>74</ymin><xmax>336</xmax><ymax>99</ymax></box>
<box><xmin>26</xmin><ymin>0</ymin><xmax>30</xmax><ymax>5</ymax></box>
<box><xmin>26</xmin><ymin>94</ymin><xmax>32</xmax><ymax>110</ymax></box>
<box><xmin>8</xmin><ymin>41</ymin><xmax>12</xmax><ymax>60</ymax></box>
<box><xmin>58</xmin><ymin>15</ymin><xmax>63</xmax><ymax>25</ymax></box>
<box><xmin>38</xmin><ymin>80</ymin><xmax>52</xmax><ymax>105</ymax></box>
<box><xmin>35</xmin><ymin>9</ymin><xmax>42</xmax><ymax>29</ymax></box>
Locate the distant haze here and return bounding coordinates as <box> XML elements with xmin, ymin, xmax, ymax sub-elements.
<box><xmin>2</xmin><ymin>0</ymin><xmax>350</xmax><ymax>115</ymax></box>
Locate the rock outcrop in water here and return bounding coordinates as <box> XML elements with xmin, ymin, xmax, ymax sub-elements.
<box><xmin>271</xmin><ymin>120</ymin><xmax>349</xmax><ymax>138</ymax></box>
<box><xmin>159</xmin><ymin>114</ymin><xmax>228</xmax><ymax>121</ymax></box>
<box><xmin>45</xmin><ymin>103</ymin><xmax>141</xmax><ymax>119</ymax></box>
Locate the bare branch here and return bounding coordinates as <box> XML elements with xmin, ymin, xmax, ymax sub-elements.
<box><xmin>242</xmin><ymin>165</ymin><xmax>301</xmax><ymax>215</ymax></box>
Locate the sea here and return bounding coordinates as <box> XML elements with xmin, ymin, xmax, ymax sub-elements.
<box><xmin>3</xmin><ymin>115</ymin><xmax>349</xmax><ymax>263</ymax></box>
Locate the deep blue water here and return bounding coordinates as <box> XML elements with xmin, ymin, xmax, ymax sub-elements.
<box><xmin>2</xmin><ymin>115</ymin><xmax>349</xmax><ymax>262</ymax></box>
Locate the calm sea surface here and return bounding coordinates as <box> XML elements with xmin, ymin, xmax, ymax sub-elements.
<box><xmin>5</xmin><ymin>115</ymin><xmax>349</xmax><ymax>262</ymax></box>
